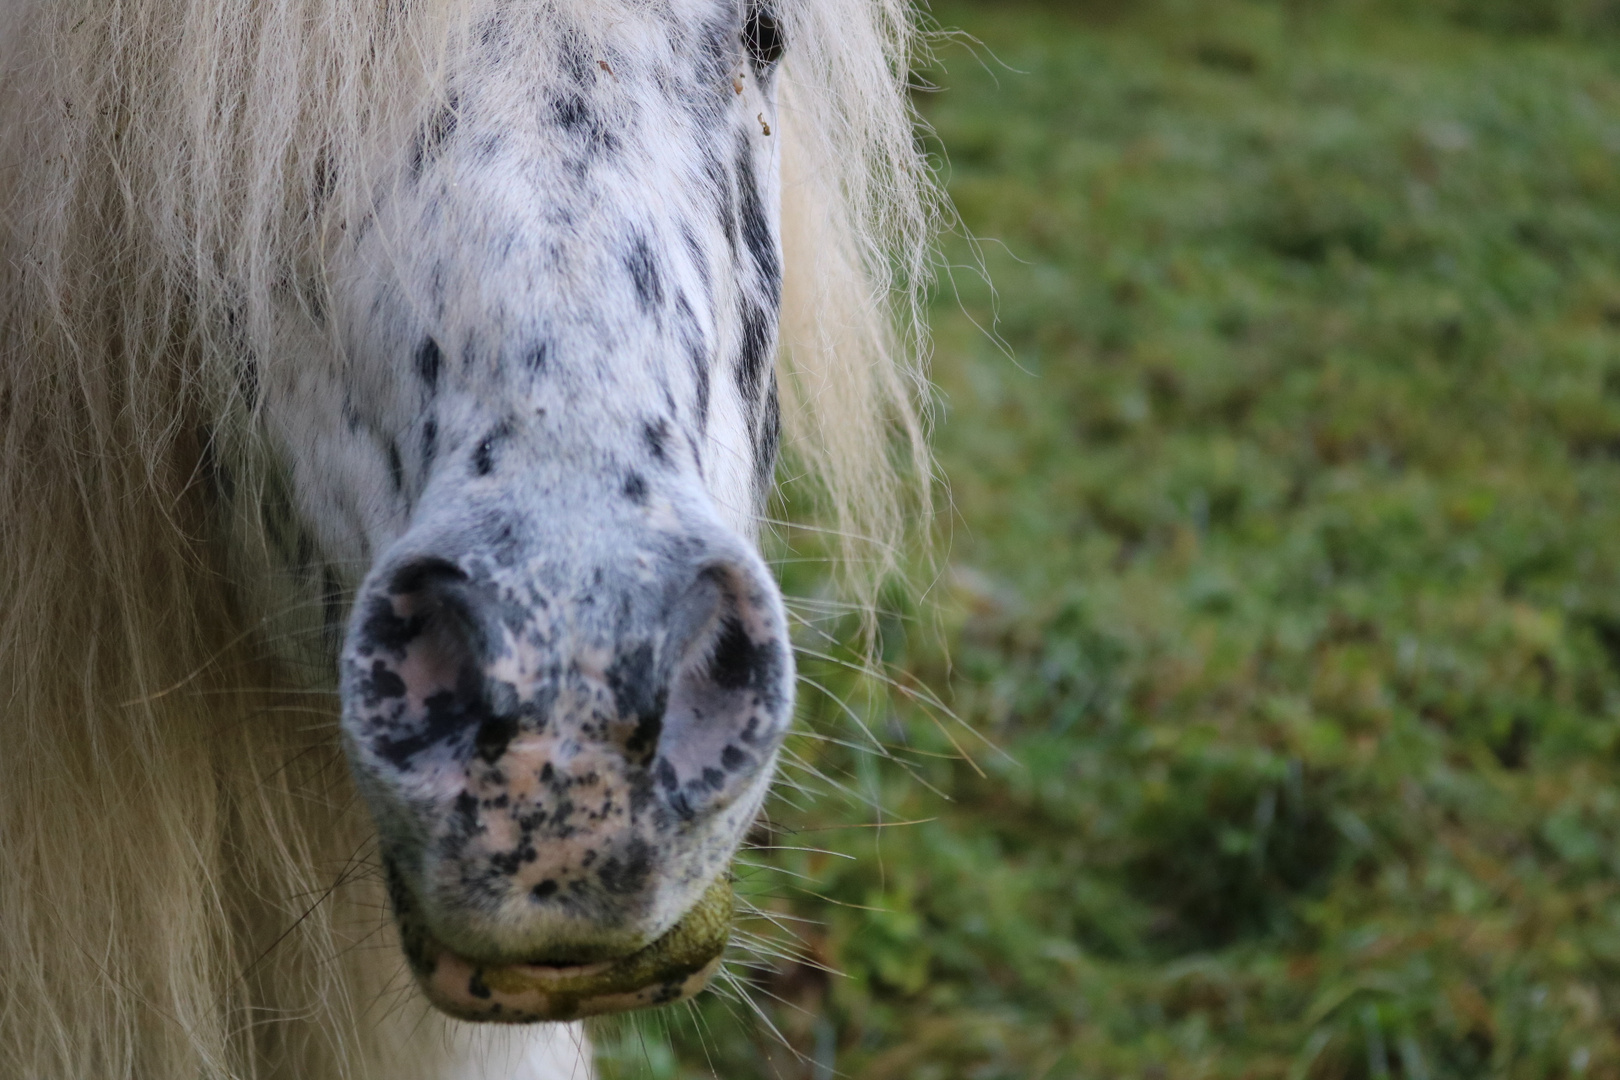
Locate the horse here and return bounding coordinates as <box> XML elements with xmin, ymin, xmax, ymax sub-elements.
<box><xmin>0</xmin><ymin>0</ymin><xmax>935</xmax><ymax>1075</ymax></box>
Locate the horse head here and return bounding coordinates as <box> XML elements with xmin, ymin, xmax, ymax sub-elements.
<box><xmin>260</xmin><ymin>0</ymin><xmax>795</xmax><ymax>1022</ymax></box>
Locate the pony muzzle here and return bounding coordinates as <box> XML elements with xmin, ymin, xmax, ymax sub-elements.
<box><xmin>340</xmin><ymin>514</ymin><xmax>793</xmax><ymax>1020</ymax></box>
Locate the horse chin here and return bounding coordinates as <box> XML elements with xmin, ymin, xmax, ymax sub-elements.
<box><xmin>409</xmin><ymin>875</ymin><xmax>733</xmax><ymax>1023</ymax></box>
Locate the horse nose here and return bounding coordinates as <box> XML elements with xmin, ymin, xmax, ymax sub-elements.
<box><xmin>345</xmin><ymin>555</ymin><xmax>517</xmax><ymax>773</ymax></box>
<box><xmin>345</xmin><ymin>547</ymin><xmax>791</xmax><ymax>810</ymax></box>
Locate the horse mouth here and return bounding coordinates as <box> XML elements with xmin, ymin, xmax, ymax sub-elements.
<box><xmin>411</xmin><ymin>876</ymin><xmax>733</xmax><ymax>1023</ymax></box>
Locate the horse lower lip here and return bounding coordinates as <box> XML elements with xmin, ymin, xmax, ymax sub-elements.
<box><xmin>413</xmin><ymin>876</ymin><xmax>733</xmax><ymax>1023</ymax></box>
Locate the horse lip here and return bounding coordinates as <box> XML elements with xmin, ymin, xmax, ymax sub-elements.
<box><xmin>411</xmin><ymin>876</ymin><xmax>733</xmax><ymax>1023</ymax></box>
<box><xmin>501</xmin><ymin>956</ymin><xmax>615</xmax><ymax>979</ymax></box>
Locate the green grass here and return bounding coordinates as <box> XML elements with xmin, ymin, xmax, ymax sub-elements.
<box><xmin>596</xmin><ymin>2</ymin><xmax>1620</xmax><ymax>1077</ymax></box>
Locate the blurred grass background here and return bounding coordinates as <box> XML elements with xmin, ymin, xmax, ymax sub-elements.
<box><xmin>597</xmin><ymin>0</ymin><xmax>1620</xmax><ymax>1076</ymax></box>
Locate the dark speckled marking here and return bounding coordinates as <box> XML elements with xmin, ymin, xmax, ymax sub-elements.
<box><xmin>643</xmin><ymin>418</ymin><xmax>671</xmax><ymax>464</ymax></box>
<box><xmin>556</xmin><ymin>30</ymin><xmax>594</xmax><ymax>85</ymax></box>
<box><xmin>735</xmin><ymin>136</ymin><xmax>781</xmax><ymax>302</ymax></box>
<box><xmin>473</xmin><ymin>436</ymin><xmax>496</xmax><ymax>476</ymax></box>
<box><xmin>421</xmin><ymin>416</ymin><xmax>438</xmax><ymax>476</ymax></box>
<box><xmin>607</xmin><ymin>642</ymin><xmax>667</xmax><ymax>766</ymax></box>
<box><xmin>735</xmin><ymin>301</ymin><xmax>772</xmax><ymax>412</ymax></box>
<box><xmin>626</xmin><ymin>233</ymin><xmax>665</xmax><ymax>313</ymax></box>
<box><xmin>622</xmin><ymin>471</ymin><xmax>648</xmax><ymax>503</ymax></box>
<box><xmin>355</xmin><ymin>657</ymin><xmax>407</xmax><ymax>708</ymax></box>
<box><xmin>358</xmin><ymin>595</ymin><xmax>425</xmax><ymax>655</ymax></box>
<box><xmin>372</xmin><ymin>672</ymin><xmax>486</xmax><ymax>771</ymax></box>
<box><xmin>688</xmin><ymin>338</ymin><xmax>710</xmax><ymax>432</ymax></box>
<box><xmin>705</xmin><ymin>151</ymin><xmax>737</xmax><ymax>257</ymax></box>
<box><xmin>416</xmin><ymin>337</ymin><xmax>443</xmax><ymax>390</ymax></box>
<box><xmin>596</xmin><ymin>838</ymin><xmax>652</xmax><ymax>895</ymax></box>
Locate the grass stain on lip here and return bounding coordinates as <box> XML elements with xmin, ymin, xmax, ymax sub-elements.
<box><xmin>416</xmin><ymin>875</ymin><xmax>733</xmax><ymax>1022</ymax></box>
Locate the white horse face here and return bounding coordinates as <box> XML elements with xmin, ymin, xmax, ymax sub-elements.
<box><xmin>261</xmin><ymin>0</ymin><xmax>793</xmax><ymax>1022</ymax></box>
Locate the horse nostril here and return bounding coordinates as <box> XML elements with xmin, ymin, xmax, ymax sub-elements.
<box><xmin>644</xmin><ymin>560</ymin><xmax>791</xmax><ymax>817</ymax></box>
<box><xmin>389</xmin><ymin>555</ymin><xmax>469</xmax><ymax>597</ymax></box>
<box><xmin>706</xmin><ymin>614</ymin><xmax>768</xmax><ymax>691</ymax></box>
<box><xmin>346</xmin><ymin>552</ymin><xmax>520</xmax><ymax>772</ymax></box>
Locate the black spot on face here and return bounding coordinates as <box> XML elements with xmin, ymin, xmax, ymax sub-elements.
<box><xmin>471</xmin><ymin>423</ymin><xmax>511</xmax><ymax>478</ymax></box>
<box><xmin>556</xmin><ymin>30</ymin><xmax>594</xmax><ymax>85</ymax></box>
<box><xmin>705</xmin><ymin>151</ymin><xmax>738</xmax><ymax>257</ymax></box>
<box><xmin>357</xmin><ymin>595</ymin><xmax>425</xmax><ymax>656</ymax></box>
<box><xmin>422</xmin><ymin>416</ymin><xmax>438</xmax><ymax>476</ymax></box>
<box><xmin>416</xmin><ymin>337</ymin><xmax>443</xmax><ymax>391</ymax></box>
<box><xmin>643</xmin><ymin>418</ymin><xmax>671</xmax><ymax>463</ymax></box>
<box><xmin>531</xmin><ymin>879</ymin><xmax>559</xmax><ymax>901</ymax></box>
<box><xmin>735</xmin><ymin>136</ymin><xmax>781</xmax><ymax>303</ymax></box>
<box><xmin>596</xmin><ymin>839</ymin><xmax>653</xmax><ymax>895</ymax></box>
<box><xmin>555</xmin><ymin>93</ymin><xmax>592</xmax><ymax>132</ymax></box>
<box><xmin>355</xmin><ymin>657</ymin><xmax>407</xmax><ymax>708</ymax></box>
<box><xmin>371</xmin><ymin>666</ymin><xmax>489</xmax><ymax>771</ymax></box>
<box><xmin>607</xmin><ymin>643</ymin><xmax>669</xmax><ymax>765</ymax></box>
<box><xmin>688</xmin><ymin>337</ymin><xmax>711</xmax><ymax>433</ymax></box>
<box><xmin>734</xmin><ymin>301</ymin><xmax>774</xmax><ymax>409</ymax></box>
<box><xmin>623</xmin><ymin>471</ymin><xmax>648</xmax><ymax>503</ymax></box>
<box><xmin>681</xmin><ymin>222</ymin><xmax>712</xmax><ymax>298</ymax></box>
<box><xmin>342</xmin><ymin>395</ymin><xmax>363</xmax><ymax>433</ymax></box>
<box><xmin>625</xmin><ymin>233</ymin><xmax>665</xmax><ymax>313</ymax></box>
<box><xmin>552</xmin><ymin>89</ymin><xmax>620</xmax><ymax>154</ymax></box>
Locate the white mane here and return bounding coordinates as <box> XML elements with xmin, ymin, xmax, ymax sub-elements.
<box><xmin>0</xmin><ymin>0</ymin><xmax>936</xmax><ymax>1076</ymax></box>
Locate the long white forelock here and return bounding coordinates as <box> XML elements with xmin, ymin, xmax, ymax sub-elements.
<box><xmin>0</xmin><ymin>0</ymin><xmax>937</xmax><ymax>1077</ymax></box>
